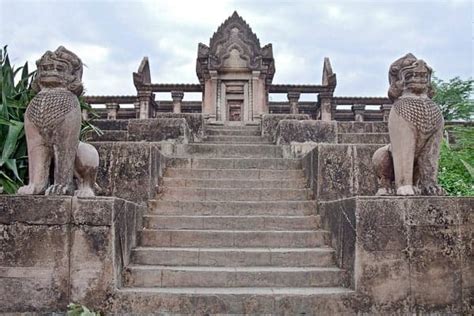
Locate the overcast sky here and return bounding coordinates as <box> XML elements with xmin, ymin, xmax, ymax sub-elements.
<box><xmin>1</xmin><ymin>0</ymin><xmax>472</xmax><ymax>101</ymax></box>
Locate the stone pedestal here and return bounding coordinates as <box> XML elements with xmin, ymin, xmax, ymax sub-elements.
<box><xmin>0</xmin><ymin>196</ymin><xmax>145</xmax><ymax>313</ymax></box>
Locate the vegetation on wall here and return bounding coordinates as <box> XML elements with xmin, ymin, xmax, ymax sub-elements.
<box><xmin>0</xmin><ymin>46</ymin><xmax>100</xmax><ymax>194</ymax></box>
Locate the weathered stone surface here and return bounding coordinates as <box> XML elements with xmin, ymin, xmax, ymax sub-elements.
<box><xmin>337</xmin><ymin>121</ymin><xmax>388</xmax><ymax>134</ymax></box>
<box><xmin>0</xmin><ymin>195</ymin><xmax>143</xmax><ymax>313</ymax></box>
<box><xmin>319</xmin><ymin>196</ymin><xmax>474</xmax><ymax>314</ymax></box>
<box><xmin>276</xmin><ymin>119</ymin><xmax>336</xmax><ymax>144</ymax></box>
<box><xmin>128</xmin><ymin>118</ymin><xmax>190</xmax><ymax>142</ymax></box>
<box><xmin>91</xmin><ymin>119</ymin><xmax>129</xmax><ymax>130</ymax></box>
<box><xmin>302</xmin><ymin>144</ymin><xmax>380</xmax><ymax>201</ymax></box>
<box><xmin>156</xmin><ymin>113</ymin><xmax>204</xmax><ymax>141</ymax></box>
<box><xmin>261</xmin><ymin>114</ymin><xmax>310</xmax><ymax>142</ymax></box>
<box><xmin>91</xmin><ymin>142</ymin><xmax>164</xmax><ymax>203</ymax></box>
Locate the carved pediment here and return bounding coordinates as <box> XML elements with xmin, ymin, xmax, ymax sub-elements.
<box><xmin>196</xmin><ymin>11</ymin><xmax>275</xmax><ymax>83</ymax></box>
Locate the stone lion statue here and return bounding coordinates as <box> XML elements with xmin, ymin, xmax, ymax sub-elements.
<box><xmin>372</xmin><ymin>53</ymin><xmax>445</xmax><ymax>196</ymax></box>
<box><xmin>17</xmin><ymin>46</ymin><xmax>99</xmax><ymax>197</ymax></box>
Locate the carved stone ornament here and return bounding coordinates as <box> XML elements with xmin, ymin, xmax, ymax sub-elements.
<box><xmin>17</xmin><ymin>46</ymin><xmax>99</xmax><ymax>197</ymax></box>
<box><xmin>372</xmin><ymin>53</ymin><xmax>445</xmax><ymax>196</ymax></box>
<box><xmin>196</xmin><ymin>11</ymin><xmax>275</xmax><ymax>84</ymax></box>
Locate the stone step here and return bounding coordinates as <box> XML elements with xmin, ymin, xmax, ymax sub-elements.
<box><xmin>112</xmin><ymin>287</ymin><xmax>355</xmax><ymax>314</ymax></box>
<box><xmin>337</xmin><ymin>132</ymin><xmax>389</xmax><ymax>144</ymax></box>
<box><xmin>131</xmin><ymin>247</ymin><xmax>334</xmax><ymax>267</ymax></box>
<box><xmin>204</xmin><ymin>135</ymin><xmax>271</xmax><ymax>143</ymax></box>
<box><xmin>143</xmin><ymin>215</ymin><xmax>320</xmax><ymax>230</ymax></box>
<box><xmin>158</xmin><ymin>188</ymin><xmax>312</xmax><ymax>201</ymax></box>
<box><xmin>206</xmin><ymin>128</ymin><xmax>261</xmax><ymax>136</ymax></box>
<box><xmin>124</xmin><ymin>265</ymin><xmax>347</xmax><ymax>288</ymax></box>
<box><xmin>148</xmin><ymin>200</ymin><xmax>317</xmax><ymax>216</ymax></box>
<box><xmin>166</xmin><ymin>157</ymin><xmax>302</xmax><ymax>170</ymax></box>
<box><xmin>206</xmin><ymin>125</ymin><xmax>260</xmax><ymax>131</ymax></box>
<box><xmin>172</xmin><ymin>143</ymin><xmax>282</xmax><ymax>158</ymax></box>
<box><xmin>164</xmin><ymin>168</ymin><xmax>305</xmax><ymax>180</ymax></box>
<box><xmin>138</xmin><ymin>229</ymin><xmax>329</xmax><ymax>248</ymax></box>
<box><xmin>162</xmin><ymin>177</ymin><xmax>307</xmax><ymax>189</ymax></box>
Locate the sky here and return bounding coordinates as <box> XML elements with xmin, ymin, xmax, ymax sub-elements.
<box><xmin>1</xmin><ymin>0</ymin><xmax>472</xmax><ymax>101</ymax></box>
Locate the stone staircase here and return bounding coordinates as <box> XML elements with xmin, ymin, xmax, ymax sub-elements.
<box><xmin>114</xmin><ymin>124</ymin><xmax>355</xmax><ymax>314</ymax></box>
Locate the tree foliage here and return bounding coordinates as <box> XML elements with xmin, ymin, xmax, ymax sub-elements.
<box><xmin>432</xmin><ymin>76</ymin><xmax>473</xmax><ymax>121</ymax></box>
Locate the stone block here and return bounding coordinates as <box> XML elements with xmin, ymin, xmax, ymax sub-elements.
<box><xmin>317</xmin><ymin>145</ymin><xmax>354</xmax><ymax>200</ymax></box>
<box><xmin>128</xmin><ymin>118</ymin><xmax>190</xmax><ymax>142</ymax></box>
<box><xmin>275</xmin><ymin>120</ymin><xmax>337</xmax><ymax>144</ymax></box>
<box><xmin>0</xmin><ymin>195</ymin><xmax>71</xmax><ymax>225</ymax></box>
<box><xmin>352</xmin><ymin>145</ymin><xmax>380</xmax><ymax>196</ymax></box>
<box><xmin>155</xmin><ymin>113</ymin><xmax>204</xmax><ymax>141</ymax></box>
<box><xmin>92</xmin><ymin>142</ymin><xmax>162</xmax><ymax>203</ymax></box>
<box><xmin>91</xmin><ymin>119</ymin><xmax>129</xmax><ymax>130</ymax></box>
<box><xmin>261</xmin><ymin>114</ymin><xmax>310</xmax><ymax>142</ymax></box>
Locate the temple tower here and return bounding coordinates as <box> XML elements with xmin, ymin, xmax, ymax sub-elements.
<box><xmin>196</xmin><ymin>11</ymin><xmax>275</xmax><ymax>123</ymax></box>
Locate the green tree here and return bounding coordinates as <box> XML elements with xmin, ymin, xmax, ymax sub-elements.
<box><xmin>432</xmin><ymin>76</ymin><xmax>473</xmax><ymax>121</ymax></box>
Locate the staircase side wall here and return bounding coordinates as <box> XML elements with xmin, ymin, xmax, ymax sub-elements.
<box><xmin>318</xmin><ymin>196</ymin><xmax>473</xmax><ymax>314</ymax></box>
<box><xmin>0</xmin><ymin>196</ymin><xmax>145</xmax><ymax>313</ymax></box>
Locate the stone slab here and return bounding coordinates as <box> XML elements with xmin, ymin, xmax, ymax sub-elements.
<box><xmin>261</xmin><ymin>114</ymin><xmax>310</xmax><ymax>142</ymax></box>
<box><xmin>276</xmin><ymin>120</ymin><xmax>337</xmax><ymax>144</ymax></box>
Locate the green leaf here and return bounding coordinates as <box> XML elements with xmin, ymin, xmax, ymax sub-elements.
<box><xmin>1</xmin><ymin>120</ymin><xmax>23</xmax><ymax>161</ymax></box>
<box><xmin>460</xmin><ymin>159</ymin><xmax>474</xmax><ymax>178</ymax></box>
<box><xmin>4</xmin><ymin>158</ymin><xmax>22</xmax><ymax>182</ymax></box>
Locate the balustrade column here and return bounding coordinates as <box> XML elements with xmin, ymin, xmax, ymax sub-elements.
<box><xmin>105</xmin><ymin>102</ymin><xmax>120</xmax><ymax>120</ymax></box>
<box><xmin>352</xmin><ymin>104</ymin><xmax>365</xmax><ymax>122</ymax></box>
<box><xmin>319</xmin><ymin>92</ymin><xmax>333</xmax><ymax>121</ymax></box>
<box><xmin>137</xmin><ymin>89</ymin><xmax>154</xmax><ymax>119</ymax></box>
<box><xmin>287</xmin><ymin>91</ymin><xmax>301</xmax><ymax>114</ymax></box>
<box><xmin>382</xmin><ymin>104</ymin><xmax>392</xmax><ymax>122</ymax></box>
<box><xmin>171</xmin><ymin>91</ymin><xmax>184</xmax><ymax>113</ymax></box>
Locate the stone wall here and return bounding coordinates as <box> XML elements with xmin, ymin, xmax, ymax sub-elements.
<box><xmin>0</xmin><ymin>196</ymin><xmax>145</xmax><ymax>313</ymax></box>
<box><xmin>302</xmin><ymin>144</ymin><xmax>380</xmax><ymax>201</ymax></box>
<box><xmin>86</xmin><ymin>115</ymin><xmax>205</xmax><ymax>143</ymax></box>
<box><xmin>275</xmin><ymin>120</ymin><xmax>337</xmax><ymax>144</ymax></box>
<box><xmin>318</xmin><ymin>196</ymin><xmax>473</xmax><ymax>314</ymax></box>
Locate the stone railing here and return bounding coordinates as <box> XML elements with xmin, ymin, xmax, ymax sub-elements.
<box><xmin>332</xmin><ymin>97</ymin><xmax>392</xmax><ymax>122</ymax></box>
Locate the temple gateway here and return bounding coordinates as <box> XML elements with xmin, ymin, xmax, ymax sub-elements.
<box><xmin>86</xmin><ymin>11</ymin><xmax>390</xmax><ymax>123</ymax></box>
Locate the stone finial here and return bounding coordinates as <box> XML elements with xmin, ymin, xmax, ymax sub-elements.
<box><xmin>287</xmin><ymin>91</ymin><xmax>301</xmax><ymax>114</ymax></box>
<box><xmin>17</xmin><ymin>46</ymin><xmax>99</xmax><ymax>197</ymax></box>
<box><xmin>372</xmin><ymin>54</ymin><xmax>444</xmax><ymax>196</ymax></box>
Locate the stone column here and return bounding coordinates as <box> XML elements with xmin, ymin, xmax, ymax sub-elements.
<box><xmin>382</xmin><ymin>104</ymin><xmax>392</xmax><ymax>122</ymax></box>
<box><xmin>106</xmin><ymin>102</ymin><xmax>120</xmax><ymax>120</ymax></box>
<box><xmin>134</xmin><ymin>101</ymin><xmax>140</xmax><ymax>119</ymax></box>
<box><xmin>287</xmin><ymin>91</ymin><xmax>301</xmax><ymax>114</ymax></box>
<box><xmin>137</xmin><ymin>89</ymin><xmax>154</xmax><ymax>119</ymax></box>
<box><xmin>352</xmin><ymin>104</ymin><xmax>365</xmax><ymax>122</ymax></box>
<box><xmin>319</xmin><ymin>92</ymin><xmax>333</xmax><ymax>121</ymax></box>
<box><xmin>171</xmin><ymin>91</ymin><xmax>184</xmax><ymax>114</ymax></box>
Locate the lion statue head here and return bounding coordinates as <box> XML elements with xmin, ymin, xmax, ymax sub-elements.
<box><xmin>388</xmin><ymin>53</ymin><xmax>434</xmax><ymax>101</ymax></box>
<box><xmin>31</xmin><ymin>46</ymin><xmax>84</xmax><ymax>96</ymax></box>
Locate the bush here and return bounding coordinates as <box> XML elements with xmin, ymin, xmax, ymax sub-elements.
<box><xmin>438</xmin><ymin>125</ymin><xmax>474</xmax><ymax>196</ymax></box>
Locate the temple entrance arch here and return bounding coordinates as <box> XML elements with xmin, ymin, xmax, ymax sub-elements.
<box><xmin>196</xmin><ymin>11</ymin><xmax>275</xmax><ymax>123</ymax></box>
